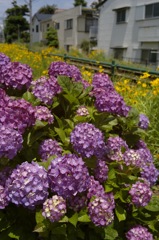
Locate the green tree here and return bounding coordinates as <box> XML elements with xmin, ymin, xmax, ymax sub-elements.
<box><xmin>45</xmin><ymin>27</ymin><xmax>59</xmax><ymax>48</ymax></box>
<box><xmin>73</xmin><ymin>0</ymin><xmax>87</xmax><ymax>7</ymax></box>
<box><xmin>38</xmin><ymin>4</ymin><xmax>57</xmax><ymax>14</ymax></box>
<box><xmin>4</xmin><ymin>0</ymin><xmax>29</xmax><ymax>43</ymax></box>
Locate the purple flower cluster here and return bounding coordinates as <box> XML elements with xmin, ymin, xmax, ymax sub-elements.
<box><xmin>39</xmin><ymin>139</ymin><xmax>62</xmax><ymax>161</ymax></box>
<box><xmin>70</xmin><ymin>123</ymin><xmax>106</xmax><ymax>158</ymax></box>
<box><xmin>94</xmin><ymin>90</ymin><xmax>131</xmax><ymax>116</ymax></box>
<box><xmin>94</xmin><ymin>159</ymin><xmax>109</xmax><ymax>183</ymax></box>
<box><xmin>88</xmin><ymin>194</ymin><xmax>115</xmax><ymax>227</ymax></box>
<box><xmin>0</xmin><ymin>124</ymin><xmax>23</xmax><ymax>159</ymax></box>
<box><xmin>0</xmin><ymin>98</ymin><xmax>35</xmax><ymax>134</ymax></box>
<box><xmin>34</xmin><ymin>106</ymin><xmax>54</xmax><ymax>124</ymax></box>
<box><xmin>0</xmin><ymin>185</ymin><xmax>9</xmax><ymax>209</ymax></box>
<box><xmin>42</xmin><ymin>195</ymin><xmax>66</xmax><ymax>222</ymax></box>
<box><xmin>48</xmin><ymin>61</ymin><xmax>82</xmax><ymax>81</ymax></box>
<box><xmin>67</xmin><ymin>194</ymin><xmax>88</xmax><ymax>212</ymax></box>
<box><xmin>92</xmin><ymin>73</ymin><xmax>114</xmax><ymax>91</ymax></box>
<box><xmin>91</xmin><ymin>73</ymin><xmax>130</xmax><ymax>116</ymax></box>
<box><xmin>6</xmin><ymin>161</ymin><xmax>49</xmax><ymax>209</ymax></box>
<box><xmin>138</xmin><ymin>114</ymin><xmax>149</xmax><ymax>129</ymax></box>
<box><xmin>123</xmin><ymin>149</ymin><xmax>144</xmax><ymax>168</ymax></box>
<box><xmin>87</xmin><ymin>176</ymin><xmax>105</xmax><ymax>199</ymax></box>
<box><xmin>0</xmin><ymin>167</ymin><xmax>12</xmax><ymax>187</ymax></box>
<box><xmin>105</xmin><ymin>136</ymin><xmax>128</xmax><ymax>161</ymax></box>
<box><xmin>126</xmin><ymin>225</ymin><xmax>153</xmax><ymax>240</ymax></box>
<box><xmin>48</xmin><ymin>154</ymin><xmax>90</xmax><ymax>199</ymax></box>
<box><xmin>0</xmin><ymin>88</ymin><xmax>10</xmax><ymax>107</ymax></box>
<box><xmin>76</xmin><ymin>106</ymin><xmax>89</xmax><ymax>116</ymax></box>
<box><xmin>0</xmin><ymin>61</ymin><xmax>32</xmax><ymax>90</ymax></box>
<box><xmin>129</xmin><ymin>179</ymin><xmax>152</xmax><ymax>207</ymax></box>
<box><xmin>141</xmin><ymin>163</ymin><xmax>159</xmax><ymax>186</ymax></box>
<box><xmin>0</xmin><ymin>53</ymin><xmax>10</xmax><ymax>81</ymax></box>
<box><xmin>31</xmin><ymin>76</ymin><xmax>62</xmax><ymax>105</ymax></box>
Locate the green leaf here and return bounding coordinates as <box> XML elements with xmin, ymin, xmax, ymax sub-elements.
<box><xmin>57</xmin><ymin>76</ymin><xmax>72</xmax><ymax>92</ymax></box>
<box><xmin>8</xmin><ymin>232</ymin><xmax>19</xmax><ymax>239</ymax></box>
<box><xmin>63</xmin><ymin>93</ymin><xmax>79</xmax><ymax>104</ymax></box>
<box><xmin>115</xmin><ymin>205</ymin><xmax>126</xmax><ymax>222</ymax></box>
<box><xmin>22</xmin><ymin>91</ymin><xmax>37</xmax><ymax>104</ymax></box>
<box><xmin>35</xmin><ymin>210</ymin><xmax>45</xmax><ymax>224</ymax></box>
<box><xmin>145</xmin><ymin>195</ymin><xmax>159</xmax><ymax>212</ymax></box>
<box><xmin>78</xmin><ymin>214</ymin><xmax>91</xmax><ymax>222</ymax></box>
<box><xmin>54</xmin><ymin>127</ymin><xmax>66</xmax><ymax>143</ymax></box>
<box><xmin>104</xmin><ymin>225</ymin><xmax>118</xmax><ymax>240</ymax></box>
<box><xmin>34</xmin><ymin>120</ymin><xmax>48</xmax><ymax>130</ymax></box>
<box><xmin>78</xmin><ymin>86</ymin><xmax>93</xmax><ymax>99</ymax></box>
<box><xmin>51</xmin><ymin>225</ymin><xmax>67</xmax><ymax>235</ymax></box>
<box><xmin>68</xmin><ymin>212</ymin><xmax>78</xmax><ymax>227</ymax></box>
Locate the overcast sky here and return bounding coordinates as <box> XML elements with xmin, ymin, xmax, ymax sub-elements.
<box><xmin>0</xmin><ymin>0</ymin><xmax>94</xmax><ymax>24</ymax></box>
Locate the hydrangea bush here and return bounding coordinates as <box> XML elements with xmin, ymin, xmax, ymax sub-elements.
<box><xmin>0</xmin><ymin>53</ymin><xmax>159</xmax><ymax>240</ymax></box>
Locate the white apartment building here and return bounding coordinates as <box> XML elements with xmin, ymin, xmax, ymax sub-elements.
<box><xmin>98</xmin><ymin>0</ymin><xmax>159</xmax><ymax>65</ymax></box>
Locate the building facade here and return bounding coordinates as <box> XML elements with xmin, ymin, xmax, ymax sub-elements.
<box><xmin>98</xmin><ymin>0</ymin><xmax>159</xmax><ymax>65</ymax></box>
<box><xmin>41</xmin><ymin>6</ymin><xmax>97</xmax><ymax>51</ymax></box>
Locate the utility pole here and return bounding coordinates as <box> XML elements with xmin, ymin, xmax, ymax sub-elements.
<box><xmin>29</xmin><ymin>0</ymin><xmax>32</xmax><ymax>49</ymax></box>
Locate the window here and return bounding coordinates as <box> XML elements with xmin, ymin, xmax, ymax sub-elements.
<box><xmin>141</xmin><ymin>49</ymin><xmax>157</xmax><ymax>63</ymax></box>
<box><xmin>114</xmin><ymin>48</ymin><xmax>125</xmax><ymax>59</ymax></box>
<box><xmin>55</xmin><ymin>22</ymin><xmax>60</xmax><ymax>30</ymax></box>
<box><xmin>85</xmin><ymin>18</ymin><xmax>98</xmax><ymax>32</ymax></box>
<box><xmin>145</xmin><ymin>3</ymin><xmax>159</xmax><ymax>18</ymax></box>
<box><xmin>66</xmin><ymin>19</ymin><xmax>73</xmax><ymax>29</ymax></box>
<box><xmin>116</xmin><ymin>8</ymin><xmax>126</xmax><ymax>23</ymax></box>
<box><xmin>47</xmin><ymin>23</ymin><xmax>50</xmax><ymax>29</ymax></box>
<box><xmin>36</xmin><ymin>25</ymin><xmax>39</xmax><ymax>32</ymax></box>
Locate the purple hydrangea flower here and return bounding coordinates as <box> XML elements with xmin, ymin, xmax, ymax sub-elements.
<box><xmin>87</xmin><ymin>176</ymin><xmax>105</xmax><ymax>199</ymax></box>
<box><xmin>92</xmin><ymin>73</ymin><xmax>114</xmax><ymax>91</ymax></box>
<box><xmin>42</xmin><ymin>195</ymin><xmax>66</xmax><ymax>222</ymax></box>
<box><xmin>39</xmin><ymin>139</ymin><xmax>62</xmax><ymax>162</ymax></box>
<box><xmin>138</xmin><ymin>114</ymin><xmax>149</xmax><ymax>130</ymax></box>
<box><xmin>135</xmin><ymin>140</ymin><xmax>148</xmax><ymax>150</ymax></box>
<box><xmin>31</xmin><ymin>76</ymin><xmax>62</xmax><ymax>105</ymax></box>
<box><xmin>93</xmin><ymin>88</ymin><xmax>131</xmax><ymax>117</ymax></box>
<box><xmin>136</xmin><ymin>148</ymin><xmax>153</xmax><ymax>164</ymax></box>
<box><xmin>105</xmin><ymin>136</ymin><xmax>128</xmax><ymax>161</ymax></box>
<box><xmin>94</xmin><ymin>159</ymin><xmax>109</xmax><ymax>183</ymax></box>
<box><xmin>48</xmin><ymin>61</ymin><xmax>82</xmax><ymax>81</ymax></box>
<box><xmin>1</xmin><ymin>62</ymin><xmax>32</xmax><ymax>90</ymax></box>
<box><xmin>126</xmin><ymin>225</ymin><xmax>153</xmax><ymax>240</ymax></box>
<box><xmin>0</xmin><ymin>185</ymin><xmax>9</xmax><ymax>209</ymax></box>
<box><xmin>0</xmin><ymin>124</ymin><xmax>23</xmax><ymax>159</ymax></box>
<box><xmin>129</xmin><ymin>179</ymin><xmax>152</xmax><ymax>207</ymax></box>
<box><xmin>34</xmin><ymin>106</ymin><xmax>54</xmax><ymax>124</ymax></box>
<box><xmin>6</xmin><ymin>161</ymin><xmax>49</xmax><ymax>209</ymax></box>
<box><xmin>48</xmin><ymin>154</ymin><xmax>90</xmax><ymax>199</ymax></box>
<box><xmin>88</xmin><ymin>195</ymin><xmax>114</xmax><ymax>227</ymax></box>
<box><xmin>141</xmin><ymin>163</ymin><xmax>159</xmax><ymax>186</ymax></box>
<box><xmin>70</xmin><ymin>123</ymin><xmax>106</xmax><ymax>158</ymax></box>
<box><xmin>76</xmin><ymin>106</ymin><xmax>89</xmax><ymax>116</ymax></box>
<box><xmin>0</xmin><ymin>98</ymin><xmax>35</xmax><ymax>134</ymax></box>
<box><xmin>0</xmin><ymin>53</ymin><xmax>10</xmax><ymax>67</ymax></box>
<box><xmin>67</xmin><ymin>194</ymin><xmax>88</xmax><ymax>212</ymax></box>
<box><xmin>123</xmin><ymin>149</ymin><xmax>144</xmax><ymax>168</ymax></box>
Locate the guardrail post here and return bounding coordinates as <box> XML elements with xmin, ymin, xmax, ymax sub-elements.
<box><xmin>111</xmin><ymin>60</ymin><xmax>115</xmax><ymax>79</ymax></box>
<box><xmin>64</xmin><ymin>54</ymin><xmax>67</xmax><ymax>62</ymax></box>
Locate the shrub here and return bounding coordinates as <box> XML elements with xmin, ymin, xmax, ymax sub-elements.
<box><xmin>0</xmin><ymin>52</ymin><xmax>159</xmax><ymax>240</ymax></box>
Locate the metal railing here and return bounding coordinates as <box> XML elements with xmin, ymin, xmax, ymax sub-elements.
<box><xmin>46</xmin><ymin>53</ymin><xmax>159</xmax><ymax>79</ymax></box>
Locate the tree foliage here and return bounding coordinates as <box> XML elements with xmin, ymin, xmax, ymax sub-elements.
<box><xmin>4</xmin><ymin>0</ymin><xmax>29</xmax><ymax>43</ymax></box>
<box><xmin>38</xmin><ymin>4</ymin><xmax>57</xmax><ymax>14</ymax></box>
<box><xmin>73</xmin><ymin>0</ymin><xmax>87</xmax><ymax>7</ymax></box>
<box><xmin>45</xmin><ymin>27</ymin><xmax>59</xmax><ymax>48</ymax></box>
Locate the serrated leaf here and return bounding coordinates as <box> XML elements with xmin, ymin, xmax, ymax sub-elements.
<box><xmin>79</xmin><ymin>86</ymin><xmax>93</xmax><ymax>99</ymax></box>
<box><xmin>115</xmin><ymin>205</ymin><xmax>126</xmax><ymax>222</ymax></box>
<box><xmin>57</xmin><ymin>76</ymin><xmax>72</xmax><ymax>92</ymax></box>
<box><xmin>145</xmin><ymin>195</ymin><xmax>159</xmax><ymax>212</ymax></box>
<box><xmin>35</xmin><ymin>210</ymin><xmax>45</xmax><ymax>224</ymax></box>
<box><xmin>63</xmin><ymin>93</ymin><xmax>79</xmax><ymax>104</ymax></box>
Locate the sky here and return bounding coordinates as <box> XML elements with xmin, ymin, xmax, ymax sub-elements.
<box><xmin>0</xmin><ymin>0</ymin><xmax>94</xmax><ymax>24</ymax></box>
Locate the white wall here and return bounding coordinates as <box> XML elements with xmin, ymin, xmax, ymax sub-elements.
<box><xmin>98</xmin><ymin>0</ymin><xmax>159</xmax><ymax>62</ymax></box>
